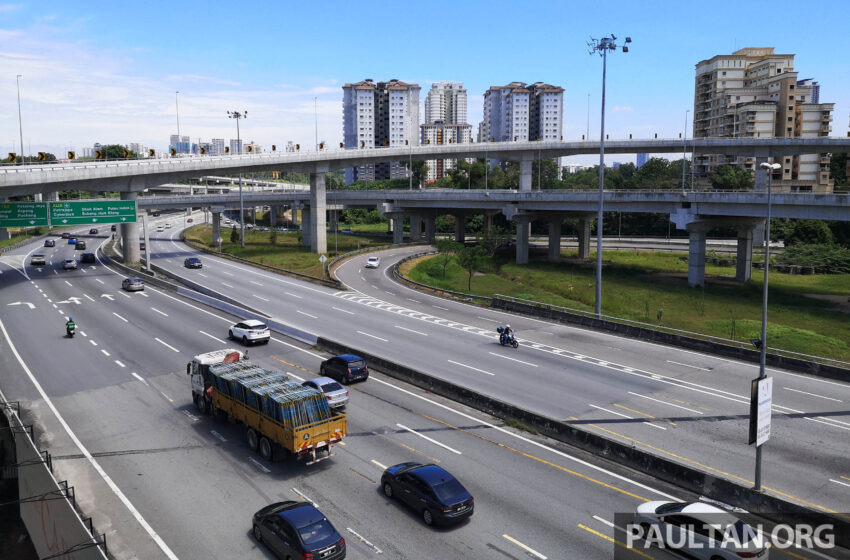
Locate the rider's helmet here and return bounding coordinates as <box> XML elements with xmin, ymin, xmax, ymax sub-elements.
<box><xmin>506</xmin><ymin>324</ymin><xmax>511</xmax><ymax>329</ymax></box>
<box><xmin>68</xmin><ymin>317</ymin><xmax>73</xmax><ymax>322</ymax></box>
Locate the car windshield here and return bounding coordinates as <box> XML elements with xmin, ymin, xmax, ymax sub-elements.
<box><xmin>321</xmin><ymin>382</ymin><xmax>344</xmax><ymax>393</ymax></box>
<box><xmin>430</xmin><ymin>478</ymin><xmax>466</xmax><ymax>502</ymax></box>
<box><xmin>298</xmin><ymin>520</ymin><xmax>335</xmax><ymax>546</ymax></box>
<box><xmin>655</xmin><ymin>502</ymin><xmax>687</xmax><ymax>514</ymax></box>
<box><xmin>348</xmin><ymin>360</ymin><xmax>366</xmax><ymax>369</ymax></box>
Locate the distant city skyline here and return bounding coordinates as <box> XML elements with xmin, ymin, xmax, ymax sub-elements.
<box><xmin>1</xmin><ymin>0</ymin><xmax>848</xmax><ymax>166</ymax></box>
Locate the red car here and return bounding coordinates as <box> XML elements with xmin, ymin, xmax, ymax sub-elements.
<box><xmin>187</xmin><ymin>218</ymin><xmax>193</xmax><ymax>223</ymax></box>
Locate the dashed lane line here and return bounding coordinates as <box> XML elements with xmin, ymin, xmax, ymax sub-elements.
<box><xmin>396</xmin><ymin>423</ymin><xmax>461</xmax><ymax>455</ymax></box>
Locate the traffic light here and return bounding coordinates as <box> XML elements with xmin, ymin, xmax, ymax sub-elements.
<box><xmin>123</xmin><ymin>149</ymin><xmax>130</xmax><ymax>158</ymax></box>
<box><xmin>38</xmin><ymin>152</ymin><xmax>46</xmax><ymax>161</ymax></box>
<box><xmin>149</xmin><ymin>149</ymin><xmax>156</xmax><ymax>157</ymax></box>
<box><xmin>170</xmin><ymin>148</ymin><xmax>176</xmax><ymax>156</ymax></box>
<box><xmin>68</xmin><ymin>151</ymin><xmax>76</xmax><ymax>160</ymax></box>
<box><xmin>95</xmin><ymin>150</ymin><xmax>104</xmax><ymax>159</ymax></box>
<box><xmin>200</xmin><ymin>147</ymin><xmax>206</xmax><ymax>155</ymax></box>
<box><xmin>225</xmin><ymin>146</ymin><xmax>230</xmax><ymax>154</ymax></box>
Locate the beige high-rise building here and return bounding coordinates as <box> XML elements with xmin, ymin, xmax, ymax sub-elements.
<box><xmin>421</xmin><ymin>82</ymin><xmax>473</xmax><ymax>182</ymax></box>
<box><xmin>694</xmin><ymin>47</ymin><xmax>834</xmax><ymax>192</ymax></box>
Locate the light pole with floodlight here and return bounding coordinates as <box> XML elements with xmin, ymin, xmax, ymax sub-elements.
<box><xmin>682</xmin><ymin>109</ymin><xmax>689</xmax><ymax>194</ymax></box>
<box><xmin>587</xmin><ymin>34</ymin><xmax>631</xmax><ymax>318</ymax></box>
<box><xmin>753</xmin><ymin>161</ymin><xmax>780</xmax><ymax>491</ymax></box>
<box><xmin>175</xmin><ymin>91</ymin><xmax>181</xmax><ymax>155</ymax></box>
<box><xmin>16</xmin><ymin>75</ymin><xmax>24</xmax><ymax>164</ymax></box>
<box><xmin>227</xmin><ymin>110</ymin><xmax>248</xmax><ymax>248</ymax></box>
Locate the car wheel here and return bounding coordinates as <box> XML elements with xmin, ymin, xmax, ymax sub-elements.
<box><xmin>246</xmin><ymin>429</ymin><xmax>259</xmax><ymax>451</ymax></box>
<box><xmin>196</xmin><ymin>396</ymin><xmax>207</xmax><ymax>415</ymax></box>
<box><xmin>242</xmin><ymin>336</ymin><xmax>248</xmax><ymax>346</ymax></box>
<box><xmin>422</xmin><ymin>509</ymin><xmax>434</xmax><ymax>526</ymax></box>
<box><xmin>252</xmin><ymin>524</ymin><xmax>262</xmax><ymax>542</ymax></box>
<box><xmin>383</xmin><ymin>482</ymin><xmax>394</xmax><ymax>498</ymax></box>
<box><xmin>228</xmin><ymin>330</ymin><xmax>234</xmax><ymax>340</ymax></box>
<box><xmin>259</xmin><ymin>437</ymin><xmax>273</xmax><ymax>462</ymax></box>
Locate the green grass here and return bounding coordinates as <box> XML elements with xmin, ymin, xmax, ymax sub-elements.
<box><xmin>408</xmin><ymin>249</ymin><xmax>850</xmax><ymax>361</ymax></box>
<box><xmin>184</xmin><ymin>225</ymin><xmax>391</xmax><ymax>279</ymax></box>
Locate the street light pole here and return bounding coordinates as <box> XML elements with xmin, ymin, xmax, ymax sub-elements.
<box><xmin>682</xmin><ymin>109</ymin><xmax>690</xmax><ymax>194</ymax></box>
<box><xmin>314</xmin><ymin>96</ymin><xmax>319</xmax><ymax>151</ymax></box>
<box><xmin>16</xmin><ymin>75</ymin><xmax>24</xmax><ymax>164</ymax></box>
<box><xmin>227</xmin><ymin>110</ymin><xmax>248</xmax><ymax>248</ymax></box>
<box><xmin>588</xmin><ymin>34</ymin><xmax>631</xmax><ymax>318</ymax></box>
<box><xmin>175</xmin><ymin>91</ymin><xmax>181</xmax><ymax>155</ymax></box>
<box><xmin>754</xmin><ymin>161</ymin><xmax>780</xmax><ymax>491</ymax></box>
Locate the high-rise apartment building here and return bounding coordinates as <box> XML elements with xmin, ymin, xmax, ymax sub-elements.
<box><xmin>694</xmin><ymin>47</ymin><xmax>834</xmax><ymax>192</ymax></box>
<box><xmin>229</xmin><ymin>139</ymin><xmax>243</xmax><ymax>155</ymax></box>
<box><xmin>169</xmin><ymin>135</ymin><xmax>190</xmax><ymax>154</ymax></box>
<box><xmin>210</xmin><ymin>138</ymin><xmax>225</xmax><ymax>156</ymax></box>
<box><xmin>421</xmin><ymin>82</ymin><xmax>473</xmax><ymax>182</ymax></box>
<box><xmin>480</xmin><ymin>81</ymin><xmax>563</xmax><ymax>166</ymax></box>
<box><xmin>342</xmin><ymin>78</ymin><xmax>420</xmax><ymax>184</ymax></box>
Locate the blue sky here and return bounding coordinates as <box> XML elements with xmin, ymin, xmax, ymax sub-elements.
<box><xmin>1</xmin><ymin>0</ymin><xmax>848</xmax><ymax>164</ymax></box>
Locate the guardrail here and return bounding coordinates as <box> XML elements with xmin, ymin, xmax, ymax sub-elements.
<box><xmin>326</xmin><ymin>244</ymin><xmax>394</xmax><ymax>282</ymax></box>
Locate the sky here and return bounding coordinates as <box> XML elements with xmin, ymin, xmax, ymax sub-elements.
<box><xmin>1</xmin><ymin>0</ymin><xmax>848</xmax><ymax>165</ymax></box>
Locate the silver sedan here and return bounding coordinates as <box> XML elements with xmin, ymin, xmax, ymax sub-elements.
<box><xmin>302</xmin><ymin>377</ymin><xmax>349</xmax><ymax>409</ymax></box>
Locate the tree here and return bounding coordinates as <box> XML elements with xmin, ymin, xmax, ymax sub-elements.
<box><xmin>230</xmin><ymin>226</ymin><xmax>238</xmax><ymax>243</ymax></box>
<box><xmin>830</xmin><ymin>153</ymin><xmax>847</xmax><ymax>187</ymax></box>
<box><xmin>435</xmin><ymin>239</ymin><xmax>463</xmax><ymax>277</ymax></box>
<box><xmin>477</xmin><ymin>225</ymin><xmax>511</xmax><ymax>257</ymax></box>
<box><xmin>457</xmin><ymin>246</ymin><xmax>486</xmax><ymax>292</ymax></box>
<box><xmin>102</xmin><ymin>144</ymin><xmax>136</xmax><ymax>159</ymax></box>
<box><xmin>709</xmin><ymin>164</ymin><xmax>754</xmax><ymax>191</ymax></box>
<box><xmin>784</xmin><ymin>219</ymin><xmax>834</xmax><ymax>246</ymax></box>
<box><xmin>269</xmin><ymin>227</ymin><xmax>277</xmax><ymax>245</ymax></box>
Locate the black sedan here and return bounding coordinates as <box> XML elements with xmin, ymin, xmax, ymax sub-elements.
<box><xmin>184</xmin><ymin>257</ymin><xmax>202</xmax><ymax>269</ymax></box>
<box><xmin>381</xmin><ymin>462</ymin><xmax>474</xmax><ymax>525</ymax></box>
<box><xmin>253</xmin><ymin>501</ymin><xmax>346</xmax><ymax>560</ymax></box>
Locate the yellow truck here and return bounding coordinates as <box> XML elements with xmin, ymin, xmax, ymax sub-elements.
<box><xmin>188</xmin><ymin>349</ymin><xmax>346</xmax><ymax>465</ymax></box>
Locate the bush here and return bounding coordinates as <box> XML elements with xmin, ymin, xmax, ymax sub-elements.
<box><xmin>776</xmin><ymin>243</ymin><xmax>850</xmax><ymax>273</ymax></box>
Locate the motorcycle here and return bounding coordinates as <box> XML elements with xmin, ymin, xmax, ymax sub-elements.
<box><xmin>498</xmin><ymin>331</ymin><xmax>519</xmax><ymax>349</ymax></box>
<box><xmin>66</xmin><ymin>323</ymin><xmax>76</xmax><ymax>338</ymax></box>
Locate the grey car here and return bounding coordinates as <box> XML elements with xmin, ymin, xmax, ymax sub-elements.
<box><xmin>302</xmin><ymin>377</ymin><xmax>349</xmax><ymax>409</ymax></box>
<box><xmin>122</xmin><ymin>277</ymin><xmax>145</xmax><ymax>291</ymax></box>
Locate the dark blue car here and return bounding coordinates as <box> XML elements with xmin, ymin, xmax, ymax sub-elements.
<box><xmin>381</xmin><ymin>462</ymin><xmax>474</xmax><ymax>525</ymax></box>
<box><xmin>253</xmin><ymin>501</ymin><xmax>345</xmax><ymax>559</ymax></box>
<box><xmin>319</xmin><ymin>354</ymin><xmax>368</xmax><ymax>384</ymax></box>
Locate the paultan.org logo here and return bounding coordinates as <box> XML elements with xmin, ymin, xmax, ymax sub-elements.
<box><xmin>612</xmin><ymin>512</ymin><xmax>840</xmax><ymax>559</ymax></box>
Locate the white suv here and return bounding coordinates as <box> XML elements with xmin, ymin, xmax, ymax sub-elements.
<box><xmin>229</xmin><ymin>319</ymin><xmax>271</xmax><ymax>345</ymax></box>
<box><xmin>365</xmin><ymin>256</ymin><xmax>380</xmax><ymax>269</ymax></box>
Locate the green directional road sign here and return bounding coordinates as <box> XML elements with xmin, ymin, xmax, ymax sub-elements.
<box><xmin>0</xmin><ymin>202</ymin><xmax>49</xmax><ymax>227</ymax></box>
<box><xmin>49</xmin><ymin>200</ymin><xmax>137</xmax><ymax>225</ymax></box>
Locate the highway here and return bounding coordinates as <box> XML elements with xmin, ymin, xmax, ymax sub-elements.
<box><xmin>0</xmin><ymin>219</ymin><xmax>847</xmax><ymax>559</ymax></box>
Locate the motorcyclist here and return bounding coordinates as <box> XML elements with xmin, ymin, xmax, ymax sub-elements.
<box><xmin>500</xmin><ymin>324</ymin><xmax>514</xmax><ymax>344</ymax></box>
<box><xmin>66</xmin><ymin>317</ymin><xmax>76</xmax><ymax>336</ymax></box>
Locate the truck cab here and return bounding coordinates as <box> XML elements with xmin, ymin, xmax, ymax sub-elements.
<box><xmin>188</xmin><ymin>348</ymin><xmax>244</xmax><ymax>414</ymax></box>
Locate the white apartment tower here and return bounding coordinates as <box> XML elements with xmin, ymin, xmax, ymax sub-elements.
<box><xmin>694</xmin><ymin>47</ymin><xmax>834</xmax><ymax>192</ymax></box>
<box><xmin>421</xmin><ymin>81</ymin><xmax>473</xmax><ymax>182</ymax></box>
<box><xmin>343</xmin><ymin>78</ymin><xmax>421</xmax><ymax>184</ymax></box>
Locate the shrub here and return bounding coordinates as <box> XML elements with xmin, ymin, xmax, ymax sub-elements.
<box><xmin>776</xmin><ymin>243</ymin><xmax>850</xmax><ymax>273</ymax></box>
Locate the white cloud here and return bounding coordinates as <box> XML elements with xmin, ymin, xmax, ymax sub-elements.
<box><xmin>0</xmin><ymin>3</ymin><xmax>23</xmax><ymax>14</ymax></box>
<box><xmin>613</xmin><ymin>106</ymin><xmax>633</xmax><ymax>112</ymax></box>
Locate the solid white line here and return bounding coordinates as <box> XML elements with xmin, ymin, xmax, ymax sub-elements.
<box><xmin>356</xmin><ymin>330</ymin><xmax>388</xmax><ymax>342</ymax></box>
<box><xmin>396</xmin><ymin>423</ymin><xmax>462</xmax><ymax>454</ymax></box>
<box><xmin>666</xmin><ymin>360</ymin><xmax>711</xmax><ymax>371</ymax></box>
<box><xmin>285</xmin><ymin>291</ymin><xmax>303</xmax><ymax>299</ymax></box>
<box><xmin>199</xmin><ymin>330</ymin><xmax>226</xmax><ymax>343</ymax></box>
<box><xmin>0</xmin><ymin>319</ymin><xmax>180</xmax><ymax>559</ymax></box>
<box><xmin>131</xmin><ymin>372</ymin><xmax>149</xmax><ymax>386</ymax></box>
<box><xmin>101</xmin><ymin>349</ymin><xmax>111</xmax><ymax>357</ymax></box>
<box><xmin>829</xmin><ymin>479</ymin><xmax>850</xmax><ymax>488</ymax></box>
<box><xmin>627</xmin><ymin>392</ymin><xmax>704</xmax><ymax>414</ymax></box>
<box><xmin>448</xmin><ymin>360</ymin><xmax>495</xmax><ymax>376</ymax></box>
<box><xmin>394</xmin><ymin>325</ymin><xmax>427</xmax><ymax>336</ymax></box>
<box><xmin>783</xmin><ymin>386</ymin><xmax>842</xmax><ymax>402</ymax></box>
<box><xmin>332</xmin><ymin>306</ymin><xmax>355</xmax><ymax>315</ymax></box>
<box><xmin>113</xmin><ymin>312</ymin><xmax>128</xmax><ymax>323</ymax></box>
<box><xmin>115</xmin><ymin>360</ymin><xmax>125</xmax><ymax>368</ymax></box>
<box><xmin>151</xmin><ymin>308</ymin><xmax>168</xmax><ymax>317</ymax></box>
<box><xmin>253</xmin><ymin>294</ymin><xmax>270</xmax><ymax>302</ymax></box>
<box><xmin>371</xmin><ymin>459</ymin><xmax>387</xmax><ymax>470</ymax></box>
<box><xmin>502</xmin><ymin>534</ymin><xmax>547</xmax><ymax>560</ymax></box>
<box><xmin>297</xmin><ymin>310</ymin><xmax>318</xmax><ymax>318</ymax></box>
<box><xmin>487</xmin><ymin>351</ymin><xmax>538</xmax><ymax>367</ymax></box>
<box><xmin>155</xmin><ymin>337</ymin><xmax>180</xmax><ymax>352</ymax></box>
<box><xmin>221</xmin><ymin>282</ymin><xmax>234</xmax><ymax>288</ymax></box>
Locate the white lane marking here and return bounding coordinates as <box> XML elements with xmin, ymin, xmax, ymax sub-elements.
<box><xmin>101</xmin><ymin>349</ymin><xmax>111</xmax><ymax>357</ymax></box>
<box><xmin>137</xmin><ymin>292</ymin><xmax>148</xmax><ymax>298</ymax></box>
<box><xmin>406</xmin><ymin>298</ymin><xmax>421</xmax><ymax>303</ymax></box>
<box><xmin>297</xmin><ymin>310</ymin><xmax>318</xmax><ymax>319</ymax></box>
<box><xmin>52</xmin><ymin>303</ymin><xmax>57</xmax><ymax>308</ymax></box>
<box><xmin>356</xmin><ymin>330</ymin><xmax>388</xmax><ymax>342</ymax></box>
<box><xmin>159</xmin><ymin>391</ymin><xmax>174</xmax><ymax>403</ymax></box>
<box><xmin>371</xmin><ymin>459</ymin><xmax>387</xmax><ymax>470</ymax></box>
<box><xmin>385</xmin><ymin>291</ymin><xmax>395</xmax><ymax>296</ymax></box>
<box><xmin>65</xmin><ymin>280</ymin><xmax>72</xmax><ymax>286</ymax></box>
<box><xmin>394</xmin><ymin>325</ymin><xmax>427</xmax><ymax>336</ymax></box>
<box><xmin>332</xmin><ymin>306</ymin><xmax>355</xmax><ymax>315</ymax></box>
<box><xmin>120</xmin><ymin>291</ymin><xmax>131</xmax><ymax>298</ymax></box>
<box><xmin>829</xmin><ymin>479</ymin><xmax>850</xmax><ymax>488</ymax></box>
<box><xmin>396</xmin><ymin>423</ymin><xmax>462</xmax><ymax>455</ymax></box>
<box><xmin>783</xmin><ymin>387</ymin><xmax>843</xmax><ymax>402</ymax></box>
<box><xmin>589</xmin><ymin>404</ymin><xmax>666</xmax><ymax>431</ymax></box>
<box><xmin>221</xmin><ymin>270</ymin><xmax>234</xmax><ymax>276</ymax></box>
<box><xmin>249</xmin><ymin>280</ymin><xmax>263</xmax><ymax>286</ymax></box>
<box><xmin>151</xmin><ymin>308</ymin><xmax>168</xmax><ymax>317</ymax></box>
<box><xmin>432</xmin><ymin>304</ymin><xmax>449</xmax><ymax>310</ymax></box>
<box><xmin>666</xmin><ymin>360</ymin><xmax>711</xmax><ymax>372</ymax></box>
<box><xmin>370</xmin><ymin>284</ymin><xmax>379</xmax><ymax>290</ymax></box>
<box><xmin>89</xmin><ymin>340</ymin><xmax>98</xmax><ymax>347</ymax></box>
<box><xmin>95</xmin><ymin>278</ymin><xmax>105</xmax><ymax>284</ymax></box>
<box><xmin>83</xmin><ymin>294</ymin><xmax>94</xmax><ymax>302</ymax></box>
<box><xmin>113</xmin><ymin>312</ymin><xmax>128</xmax><ymax>323</ymax></box>
<box><xmin>345</xmin><ymin>527</ymin><xmax>383</xmax><ymax>555</ymax></box>
<box><xmin>79</xmin><ymin>331</ymin><xmax>87</xmax><ymax>337</ymax></box>
<box><xmin>448</xmin><ymin>360</ymin><xmax>495</xmax><ymax>376</ymax></box>
<box><xmin>221</xmin><ymin>282</ymin><xmax>234</xmax><ymax>288</ymax></box>
<box><xmin>248</xmin><ymin>457</ymin><xmax>271</xmax><ymax>473</ymax></box>
<box><xmin>0</xmin><ymin>319</ymin><xmax>180</xmax><ymax>560</ymax></box>
<box><xmin>197</xmin><ymin>273</ymin><xmax>208</xmax><ymax>278</ymax></box>
<box><xmin>592</xmin><ymin>515</ymin><xmax>615</xmax><ymax>528</ymax></box>
<box><xmin>502</xmin><ymin>534</ymin><xmax>547</xmax><ymax>560</ymax></box>
<box><xmin>627</xmin><ymin>392</ymin><xmax>704</xmax><ymax>414</ymax></box>
<box><xmin>253</xmin><ymin>294</ymin><xmax>270</xmax><ymax>302</ymax></box>
<box><xmin>115</xmin><ymin>360</ymin><xmax>126</xmax><ymax>368</ymax></box>
<box><xmin>199</xmin><ymin>330</ymin><xmax>226</xmax><ymax>343</ymax></box>
<box><xmin>132</xmin><ymin>372</ymin><xmax>149</xmax><ymax>386</ymax></box>
<box><xmin>477</xmin><ymin>316</ymin><xmax>500</xmax><ymax>323</ymax></box>
<box><xmin>155</xmin><ymin>338</ymin><xmax>180</xmax><ymax>352</ymax></box>
<box><xmin>285</xmin><ymin>291</ymin><xmax>303</xmax><ymax>299</ymax></box>
<box><xmin>291</xmin><ymin>487</ymin><xmax>317</xmax><ymax>506</ymax></box>
<box><xmin>487</xmin><ymin>351</ymin><xmax>538</xmax><ymax>367</ymax></box>
<box><xmin>210</xmin><ymin>430</ymin><xmax>227</xmax><ymax>442</ymax></box>
<box><xmin>285</xmin><ymin>371</ymin><xmax>305</xmax><ymax>382</ymax></box>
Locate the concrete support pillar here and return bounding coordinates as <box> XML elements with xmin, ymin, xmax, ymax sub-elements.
<box><xmin>212</xmin><ymin>212</ymin><xmax>221</xmax><ymax>245</ymax></box>
<box><xmin>46</xmin><ymin>191</ymin><xmax>59</xmax><ymax>202</ymax></box>
<box><xmin>519</xmin><ymin>158</ymin><xmax>533</xmax><ymax>192</ymax></box>
<box><xmin>454</xmin><ymin>215</ymin><xmax>466</xmax><ymax>244</ymax></box>
<box><xmin>392</xmin><ymin>217</ymin><xmax>404</xmax><ymax>244</ymax></box>
<box><xmin>425</xmin><ymin>217</ymin><xmax>436</xmax><ymax>243</ymax></box>
<box><xmin>577</xmin><ymin>218</ymin><xmax>592</xmax><ymax>259</ymax></box>
<box><xmin>548</xmin><ymin>218</ymin><xmax>561</xmax><ymax>262</ymax></box>
<box><xmin>309</xmin><ymin>172</ymin><xmax>327</xmax><ymax>254</ymax></box>
<box><xmin>515</xmin><ymin>216</ymin><xmax>530</xmax><ymax>265</ymax></box>
<box><xmin>120</xmin><ymin>191</ymin><xmax>140</xmax><ymax>263</ymax></box>
<box><xmin>409</xmin><ymin>215</ymin><xmax>422</xmax><ymax>241</ymax></box>
<box><xmin>301</xmin><ymin>207</ymin><xmax>312</xmax><ymax>247</ymax></box>
<box><xmin>736</xmin><ymin>227</ymin><xmax>754</xmax><ymax>282</ymax></box>
<box><xmin>483</xmin><ymin>213</ymin><xmax>494</xmax><ymax>237</ymax></box>
<box><xmin>291</xmin><ymin>207</ymin><xmax>298</xmax><ymax>226</ymax></box>
<box><xmin>329</xmin><ymin>209</ymin><xmax>338</xmax><ymax>233</ymax></box>
<box><xmin>268</xmin><ymin>205</ymin><xmax>277</xmax><ymax>228</ymax></box>
<box><xmin>0</xmin><ymin>229</ymin><xmax>10</xmax><ymax>241</ymax></box>
<box><xmin>687</xmin><ymin>228</ymin><xmax>707</xmax><ymax>287</ymax></box>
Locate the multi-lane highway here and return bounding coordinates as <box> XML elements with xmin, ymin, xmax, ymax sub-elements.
<box><xmin>0</xmin><ymin>217</ymin><xmax>847</xmax><ymax>559</ymax></box>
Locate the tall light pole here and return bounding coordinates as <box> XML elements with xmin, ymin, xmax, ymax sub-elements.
<box><xmin>682</xmin><ymin>109</ymin><xmax>690</xmax><ymax>194</ymax></box>
<box><xmin>227</xmin><ymin>110</ymin><xmax>248</xmax><ymax>248</ymax></box>
<box><xmin>754</xmin><ymin>161</ymin><xmax>780</xmax><ymax>491</ymax></box>
<box><xmin>16</xmin><ymin>75</ymin><xmax>24</xmax><ymax>164</ymax></box>
<box><xmin>175</xmin><ymin>91</ymin><xmax>181</xmax><ymax>155</ymax></box>
<box><xmin>588</xmin><ymin>34</ymin><xmax>631</xmax><ymax>318</ymax></box>
<box><xmin>314</xmin><ymin>97</ymin><xmax>319</xmax><ymax>151</ymax></box>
